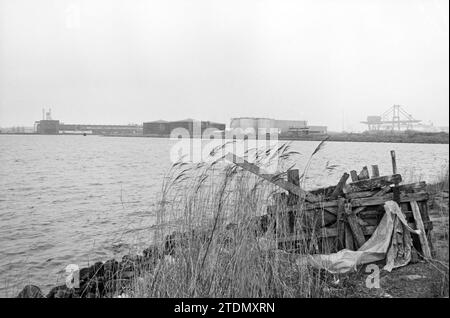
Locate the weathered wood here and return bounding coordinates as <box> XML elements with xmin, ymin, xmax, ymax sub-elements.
<box><xmin>411</xmin><ymin>201</ymin><xmax>432</xmax><ymax>258</ymax></box>
<box><xmin>337</xmin><ymin>198</ymin><xmax>346</xmax><ymax>250</ymax></box>
<box><xmin>371</xmin><ymin>165</ymin><xmax>380</xmax><ymax>178</ymax></box>
<box><xmin>330</xmin><ymin>173</ymin><xmax>350</xmax><ymax>199</ymax></box>
<box><xmin>346</xmin><ymin>190</ymin><xmax>379</xmax><ymax>199</ymax></box>
<box><xmin>225</xmin><ymin>153</ymin><xmax>320</xmax><ymax>203</ymax></box>
<box><xmin>350</xmin><ymin>170</ymin><xmax>359</xmax><ymax>182</ymax></box>
<box><xmin>303</xmin><ymin>191</ymin><xmax>429</xmax><ymax>210</ymax></box>
<box><xmin>391</xmin><ymin>150</ymin><xmax>397</xmax><ymax>174</ymax></box>
<box><xmin>344</xmin><ymin>224</ymin><xmax>355</xmax><ymax>250</ymax></box>
<box><xmin>287</xmin><ymin>169</ymin><xmax>300</xmax><ymax>206</ymax></box>
<box><xmin>343</xmin><ymin>174</ymin><xmax>402</xmax><ymax>193</ymax></box>
<box><xmin>358</xmin><ymin>166</ymin><xmax>370</xmax><ymax>180</ymax></box>
<box><xmin>310</xmin><ymin>185</ymin><xmax>335</xmax><ymax>197</ymax></box>
<box><xmin>343</xmin><ymin>182</ymin><xmax>425</xmax><ymax>199</ymax></box>
<box><xmin>349</xmin><ymin>192</ymin><xmax>429</xmax><ymax>208</ymax></box>
<box><xmin>276</xmin><ymin>220</ymin><xmax>433</xmax><ymax>243</ymax></box>
<box><xmin>374</xmin><ymin>185</ymin><xmax>391</xmax><ymax>196</ymax></box>
<box><xmin>345</xmin><ymin>203</ymin><xmax>366</xmax><ymax>248</ymax></box>
<box><xmin>398</xmin><ymin>182</ymin><xmax>427</xmax><ymax>193</ymax></box>
<box><xmin>267</xmin><ymin>205</ymin><xmax>336</xmax><ymax>227</ymax></box>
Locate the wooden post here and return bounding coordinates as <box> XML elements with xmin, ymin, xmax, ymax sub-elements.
<box><xmin>330</xmin><ymin>172</ymin><xmax>349</xmax><ymax>199</ymax></box>
<box><xmin>358</xmin><ymin>166</ymin><xmax>370</xmax><ymax>180</ymax></box>
<box><xmin>350</xmin><ymin>170</ymin><xmax>358</xmax><ymax>182</ymax></box>
<box><xmin>371</xmin><ymin>165</ymin><xmax>380</xmax><ymax>178</ymax></box>
<box><xmin>337</xmin><ymin>198</ymin><xmax>346</xmax><ymax>250</ymax></box>
<box><xmin>411</xmin><ymin>201</ymin><xmax>432</xmax><ymax>258</ymax></box>
<box><xmin>344</xmin><ymin>224</ymin><xmax>355</xmax><ymax>250</ymax></box>
<box><xmin>390</xmin><ymin>150</ymin><xmax>400</xmax><ymax>203</ymax></box>
<box><xmin>345</xmin><ymin>203</ymin><xmax>366</xmax><ymax>248</ymax></box>
<box><xmin>390</xmin><ymin>150</ymin><xmax>397</xmax><ymax>175</ymax></box>
<box><xmin>287</xmin><ymin>169</ymin><xmax>300</xmax><ymax>206</ymax></box>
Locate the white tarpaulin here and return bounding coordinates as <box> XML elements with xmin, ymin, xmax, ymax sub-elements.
<box><xmin>296</xmin><ymin>201</ymin><xmax>420</xmax><ymax>274</ymax></box>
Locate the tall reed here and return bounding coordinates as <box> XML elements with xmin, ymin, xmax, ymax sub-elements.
<box><xmin>130</xmin><ymin>140</ymin><xmax>335</xmax><ymax>297</ymax></box>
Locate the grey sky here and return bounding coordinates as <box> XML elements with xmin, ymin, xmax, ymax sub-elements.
<box><xmin>0</xmin><ymin>0</ymin><xmax>448</xmax><ymax>131</ymax></box>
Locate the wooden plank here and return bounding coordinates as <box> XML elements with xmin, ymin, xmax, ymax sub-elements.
<box><xmin>390</xmin><ymin>150</ymin><xmax>398</xmax><ymax>174</ymax></box>
<box><xmin>303</xmin><ymin>191</ymin><xmax>429</xmax><ymax>210</ymax></box>
<box><xmin>310</xmin><ymin>185</ymin><xmax>335</xmax><ymax>197</ymax></box>
<box><xmin>349</xmin><ymin>192</ymin><xmax>429</xmax><ymax>208</ymax></box>
<box><xmin>358</xmin><ymin>166</ymin><xmax>370</xmax><ymax>180</ymax></box>
<box><xmin>345</xmin><ymin>203</ymin><xmax>366</xmax><ymax>248</ymax></box>
<box><xmin>225</xmin><ymin>153</ymin><xmax>320</xmax><ymax>203</ymax></box>
<box><xmin>346</xmin><ymin>190</ymin><xmax>379</xmax><ymax>199</ymax></box>
<box><xmin>276</xmin><ymin>220</ymin><xmax>433</xmax><ymax>242</ymax></box>
<box><xmin>374</xmin><ymin>185</ymin><xmax>391</xmax><ymax>196</ymax></box>
<box><xmin>343</xmin><ymin>174</ymin><xmax>402</xmax><ymax>193</ymax></box>
<box><xmin>330</xmin><ymin>173</ymin><xmax>350</xmax><ymax>199</ymax></box>
<box><xmin>344</xmin><ymin>182</ymin><xmax>426</xmax><ymax>199</ymax></box>
<box><xmin>350</xmin><ymin>170</ymin><xmax>358</xmax><ymax>182</ymax></box>
<box><xmin>371</xmin><ymin>165</ymin><xmax>380</xmax><ymax>178</ymax></box>
<box><xmin>398</xmin><ymin>182</ymin><xmax>427</xmax><ymax>193</ymax></box>
<box><xmin>411</xmin><ymin>201</ymin><xmax>432</xmax><ymax>258</ymax></box>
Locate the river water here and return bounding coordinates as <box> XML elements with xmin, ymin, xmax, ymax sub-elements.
<box><xmin>0</xmin><ymin>135</ymin><xmax>448</xmax><ymax>296</ymax></box>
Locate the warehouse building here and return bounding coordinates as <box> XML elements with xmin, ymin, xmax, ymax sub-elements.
<box><xmin>230</xmin><ymin>117</ymin><xmax>326</xmax><ymax>136</ymax></box>
<box><xmin>35</xmin><ymin>120</ymin><xmax>60</xmax><ymax>134</ymax></box>
<box><xmin>143</xmin><ymin>119</ymin><xmax>226</xmax><ymax>137</ymax></box>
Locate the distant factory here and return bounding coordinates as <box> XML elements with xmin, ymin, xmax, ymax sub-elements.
<box><xmin>32</xmin><ymin>109</ymin><xmax>326</xmax><ymax>138</ymax></box>
<box><xmin>230</xmin><ymin>117</ymin><xmax>327</xmax><ymax>136</ymax></box>
<box><xmin>35</xmin><ymin>109</ymin><xmax>142</xmax><ymax>135</ymax></box>
<box><xmin>143</xmin><ymin>119</ymin><xmax>226</xmax><ymax>137</ymax></box>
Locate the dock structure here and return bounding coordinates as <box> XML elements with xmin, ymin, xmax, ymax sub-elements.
<box><xmin>362</xmin><ymin>105</ymin><xmax>422</xmax><ymax>132</ymax></box>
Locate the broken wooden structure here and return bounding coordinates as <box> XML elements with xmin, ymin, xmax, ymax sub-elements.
<box><xmin>226</xmin><ymin>150</ymin><xmax>433</xmax><ymax>258</ymax></box>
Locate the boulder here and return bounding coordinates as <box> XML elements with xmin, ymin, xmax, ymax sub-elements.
<box><xmin>17</xmin><ymin>285</ymin><xmax>45</xmax><ymax>298</ymax></box>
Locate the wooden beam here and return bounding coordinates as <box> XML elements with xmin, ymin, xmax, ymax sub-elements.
<box><xmin>343</xmin><ymin>174</ymin><xmax>402</xmax><ymax>193</ymax></box>
<box><xmin>287</xmin><ymin>169</ymin><xmax>300</xmax><ymax>206</ymax></box>
<box><xmin>303</xmin><ymin>191</ymin><xmax>429</xmax><ymax>210</ymax></box>
<box><xmin>411</xmin><ymin>201</ymin><xmax>432</xmax><ymax>258</ymax></box>
<box><xmin>330</xmin><ymin>173</ymin><xmax>349</xmax><ymax>199</ymax></box>
<box><xmin>276</xmin><ymin>220</ymin><xmax>433</xmax><ymax>243</ymax></box>
<box><xmin>337</xmin><ymin>198</ymin><xmax>346</xmax><ymax>250</ymax></box>
<box><xmin>345</xmin><ymin>203</ymin><xmax>366</xmax><ymax>248</ymax></box>
<box><xmin>351</xmin><ymin>192</ymin><xmax>429</xmax><ymax>208</ymax></box>
<box><xmin>225</xmin><ymin>153</ymin><xmax>320</xmax><ymax>203</ymax></box>
<box><xmin>344</xmin><ymin>224</ymin><xmax>355</xmax><ymax>250</ymax></box>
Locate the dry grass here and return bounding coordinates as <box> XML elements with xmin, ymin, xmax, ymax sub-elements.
<box><xmin>127</xmin><ymin>141</ymin><xmax>336</xmax><ymax>298</ymax></box>
<box><xmin>126</xmin><ymin>145</ymin><xmax>449</xmax><ymax>298</ymax></box>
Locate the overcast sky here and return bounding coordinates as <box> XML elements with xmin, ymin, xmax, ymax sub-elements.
<box><xmin>0</xmin><ymin>0</ymin><xmax>448</xmax><ymax>131</ymax></box>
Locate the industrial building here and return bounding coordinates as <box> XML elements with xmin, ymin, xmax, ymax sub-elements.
<box><xmin>34</xmin><ymin>120</ymin><xmax>143</xmax><ymax>135</ymax></box>
<box><xmin>35</xmin><ymin>120</ymin><xmax>60</xmax><ymax>134</ymax></box>
<box><xmin>143</xmin><ymin>119</ymin><xmax>226</xmax><ymax>137</ymax></box>
<box><xmin>229</xmin><ymin>117</ymin><xmax>327</xmax><ymax>136</ymax></box>
<box><xmin>34</xmin><ymin>109</ymin><xmax>142</xmax><ymax>135</ymax></box>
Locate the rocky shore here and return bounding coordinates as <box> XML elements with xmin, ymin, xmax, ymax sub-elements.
<box><xmin>16</xmin><ymin>223</ymin><xmax>256</xmax><ymax>298</ymax></box>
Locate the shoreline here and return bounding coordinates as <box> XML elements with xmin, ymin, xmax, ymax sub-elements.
<box><xmin>1</xmin><ymin>132</ymin><xmax>449</xmax><ymax>144</ymax></box>
<box><xmin>15</xmin><ymin>176</ymin><xmax>449</xmax><ymax>298</ymax></box>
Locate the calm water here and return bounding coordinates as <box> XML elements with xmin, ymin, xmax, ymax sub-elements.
<box><xmin>0</xmin><ymin>135</ymin><xmax>448</xmax><ymax>296</ymax></box>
